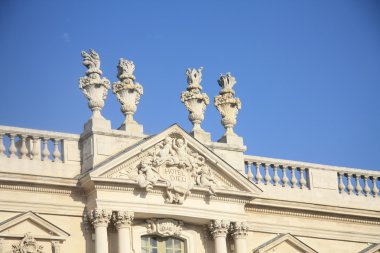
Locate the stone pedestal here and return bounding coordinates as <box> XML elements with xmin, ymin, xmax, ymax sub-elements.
<box><xmin>84</xmin><ymin>117</ymin><xmax>112</xmax><ymax>132</ymax></box>
<box><xmin>118</xmin><ymin>121</ymin><xmax>143</xmax><ymax>136</ymax></box>
<box><xmin>190</xmin><ymin>129</ymin><xmax>211</xmax><ymax>143</ymax></box>
<box><xmin>217</xmin><ymin>134</ymin><xmax>243</xmax><ymax>146</ymax></box>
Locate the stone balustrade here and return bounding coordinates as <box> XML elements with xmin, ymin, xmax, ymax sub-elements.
<box><xmin>0</xmin><ymin>125</ymin><xmax>80</xmax><ymax>162</ymax></box>
<box><xmin>244</xmin><ymin>155</ymin><xmax>380</xmax><ymax>198</ymax></box>
<box><xmin>244</xmin><ymin>156</ymin><xmax>310</xmax><ymax>189</ymax></box>
<box><xmin>337</xmin><ymin>170</ymin><xmax>379</xmax><ymax>197</ymax></box>
<box><xmin>0</xmin><ymin>125</ymin><xmax>81</xmax><ymax>178</ymax></box>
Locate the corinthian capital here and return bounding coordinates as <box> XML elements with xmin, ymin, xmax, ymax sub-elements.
<box><xmin>113</xmin><ymin>210</ymin><xmax>134</xmax><ymax>229</ymax></box>
<box><xmin>230</xmin><ymin>221</ymin><xmax>249</xmax><ymax>239</ymax></box>
<box><xmin>88</xmin><ymin>209</ymin><xmax>112</xmax><ymax>228</ymax></box>
<box><xmin>209</xmin><ymin>220</ymin><xmax>230</xmax><ymax>238</ymax></box>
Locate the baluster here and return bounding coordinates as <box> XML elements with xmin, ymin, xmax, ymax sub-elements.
<box><xmin>290</xmin><ymin>166</ymin><xmax>297</xmax><ymax>188</ymax></box>
<box><xmin>372</xmin><ymin>176</ymin><xmax>379</xmax><ymax>198</ymax></box>
<box><xmin>273</xmin><ymin>164</ymin><xmax>280</xmax><ymax>186</ymax></box>
<box><xmin>346</xmin><ymin>173</ymin><xmax>353</xmax><ymax>195</ymax></box>
<box><xmin>19</xmin><ymin>135</ymin><xmax>28</xmax><ymax>159</ymax></box>
<box><xmin>31</xmin><ymin>136</ymin><xmax>40</xmax><ymax>160</ymax></box>
<box><xmin>42</xmin><ymin>138</ymin><xmax>50</xmax><ymax>161</ymax></box>
<box><xmin>338</xmin><ymin>172</ymin><xmax>345</xmax><ymax>193</ymax></box>
<box><xmin>354</xmin><ymin>174</ymin><xmax>362</xmax><ymax>196</ymax></box>
<box><xmin>363</xmin><ymin>176</ymin><xmax>370</xmax><ymax>197</ymax></box>
<box><xmin>53</xmin><ymin>139</ymin><xmax>61</xmax><ymax>162</ymax></box>
<box><xmin>264</xmin><ymin>163</ymin><xmax>270</xmax><ymax>185</ymax></box>
<box><xmin>282</xmin><ymin>165</ymin><xmax>289</xmax><ymax>187</ymax></box>
<box><xmin>255</xmin><ymin>162</ymin><xmax>262</xmax><ymax>184</ymax></box>
<box><xmin>8</xmin><ymin>134</ymin><xmax>17</xmax><ymax>158</ymax></box>
<box><xmin>246</xmin><ymin>162</ymin><xmax>253</xmax><ymax>182</ymax></box>
<box><xmin>0</xmin><ymin>134</ymin><xmax>5</xmax><ymax>157</ymax></box>
<box><xmin>299</xmin><ymin>167</ymin><xmax>306</xmax><ymax>189</ymax></box>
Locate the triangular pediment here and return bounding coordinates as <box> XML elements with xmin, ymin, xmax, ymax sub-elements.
<box><xmin>0</xmin><ymin>211</ymin><xmax>69</xmax><ymax>240</ymax></box>
<box><xmin>253</xmin><ymin>234</ymin><xmax>318</xmax><ymax>253</ymax></box>
<box><xmin>89</xmin><ymin>124</ymin><xmax>261</xmax><ymax>203</ymax></box>
<box><xmin>359</xmin><ymin>244</ymin><xmax>380</xmax><ymax>253</ymax></box>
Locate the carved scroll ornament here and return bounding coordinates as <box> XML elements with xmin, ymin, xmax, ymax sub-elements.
<box><xmin>146</xmin><ymin>219</ymin><xmax>183</xmax><ymax>237</ymax></box>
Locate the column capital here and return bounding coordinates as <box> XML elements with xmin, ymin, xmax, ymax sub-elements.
<box><xmin>112</xmin><ymin>210</ymin><xmax>134</xmax><ymax>229</ymax></box>
<box><xmin>230</xmin><ymin>221</ymin><xmax>249</xmax><ymax>239</ymax></box>
<box><xmin>88</xmin><ymin>209</ymin><xmax>112</xmax><ymax>228</ymax></box>
<box><xmin>209</xmin><ymin>220</ymin><xmax>230</xmax><ymax>238</ymax></box>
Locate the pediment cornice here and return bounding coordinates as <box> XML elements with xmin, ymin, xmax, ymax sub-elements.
<box><xmin>81</xmin><ymin>124</ymin><xmax>261</xmax><ymax>204</ymax></box>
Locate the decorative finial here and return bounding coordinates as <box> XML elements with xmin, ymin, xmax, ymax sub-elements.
<box><xmin>214</xmin><ymin>72</ymin><xmax>241</xmax><ymax>136</ymax></box>
<box><xmin>112</xmin><ymin>58</ymin><xmax>144</xmax><ymax>130</ymax></box>
<box><xmin>181</xmin><ymin>67</ymin><xmax>210</xmax><ymax>132</ymax></box>
<box><xmin>79</xmin><ymin>49</ymin><xmax>110</xmax><ymax>119</ymax></box>
<box><xmin>186</xmin><ymin>67</ymin><xmax>203</xmax><ymax>89</ymax></box>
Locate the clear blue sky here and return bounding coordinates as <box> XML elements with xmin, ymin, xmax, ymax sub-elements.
<box><xmin>0</xmin><ymin>1</ymin><xmax>379</xmax><ymax>170</ymax></box>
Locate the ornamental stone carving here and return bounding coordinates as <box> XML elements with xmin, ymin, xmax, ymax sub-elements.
<box><xmin>113</xmin><ymin>210</ymin><xmax>134</xmax><ymax>229</ymax></box>
<box><xmin>214</xmin><ymin>73</ymin><xmax>241</xmax><ymax>137</ymax></box>
<box><xmin>88</xmin><ymin>209</ymin><xmax>112</xmax><ymax>228</ymax></box>
<box><xmin>181</xmin><ymin>67</ymin><xmax>210</xmax><ymax>132</ymax></box>
<box><xmin>146</xmin><ymin>219</ymin><xmax>183</xmax><ymax>237</ymax></box>
<box><xmin>230</xmin><ymin>221</ymin><xmax>249</xmax><ymax>239</ymax></box>
<box><xmin>12</xmin><ymin>233</ymin><xmax>43</xmax><ymax>253</ymax></box>
<box><xmin>112</xmin><ymin>58</ymin><xmax>143</xmax><ymax>129</ymax></box>
<box><xmin>79</xmin><ymin>49</ymin><xmax>110</xmax><ymax>119</ymax></box>
<box><xmin>209</xmin><ymin>220</ymin><xmax>230</xmax><ymax>238</ymax></box>
<box><xmin>134</xmin><ymin>135</ymin><xmax>218</xmax><ymax>204</ymax></box>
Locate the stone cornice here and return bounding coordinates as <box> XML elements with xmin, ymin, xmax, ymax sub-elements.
<box><xmin>248</xmin><ymin>198</ymin><xmax>380</xmax><ymax>221</ymax></box>
<box><xmin>246</xmin><ymin>205</ymin><xmax>380</xmax><ymax>226</ymax></box>
<box><xmin>86</xmin><ymin>177</ymin><xmax>253</xmax><ymax>204</ymax></box>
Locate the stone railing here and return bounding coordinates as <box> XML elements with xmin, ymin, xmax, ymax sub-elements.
<box><xmin>244</xmin><ymin>155</ymin><xmax>380</xmax><ymax>198</ymax></box>
<box><xmin>0</xmin><ymin>125</ymin><xmax>80</xmax><ymax>164</ymax></box>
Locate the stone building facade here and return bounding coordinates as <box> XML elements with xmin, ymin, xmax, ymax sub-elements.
<box><xmin>0</xmin><ymin>50</ymin><xmax>379</xmax><ymax>253</ymax></box>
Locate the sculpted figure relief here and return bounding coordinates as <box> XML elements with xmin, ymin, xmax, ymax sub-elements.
<box><xmin>133</xmin><ymin>135</ymin><xmax>220</xmax><ymax>204</ymax></box>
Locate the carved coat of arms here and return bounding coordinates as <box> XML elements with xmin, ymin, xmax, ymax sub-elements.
<box><xmin>113</xmin><ymin>134</ymin><xmax>221</xmax><ymax>204</ymax></box>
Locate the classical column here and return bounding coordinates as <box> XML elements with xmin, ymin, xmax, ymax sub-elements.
<box><xmin>89</xmin><ymin>209</ymin><xmax>112</xmax><ymax>253</ymax></box>
<box><xmin>51</xmin><ymin>241</ymin><xmax>61</xmax><ymax>253</ymax></box>
<box><xmin>231</xmin><ymin>222</ymin><xmax>248</xmax><ymax>253</ymax></box>
<box><xmin>209</xmin><ymin>220</ymin><xmax>229</xmax><ymax>253</ymax></box>
<box><xmin>113</xmin><ymin>210</ymin><xmax>134</xmax><ymax>253</ymax></box>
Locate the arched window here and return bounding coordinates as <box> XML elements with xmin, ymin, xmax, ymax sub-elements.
<box><xmin>141</xmin><ymin>235</ymin><xmax>185</xmax><ymax>253</ymax></box>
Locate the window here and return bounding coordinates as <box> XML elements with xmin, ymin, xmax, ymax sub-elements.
<box><xmin>141</xmin><ymin>236</ymin><xmax>185</xmax><ymax>253</ymax></box>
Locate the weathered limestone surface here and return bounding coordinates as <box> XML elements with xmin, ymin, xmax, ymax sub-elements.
<box><xmin>0</xmin><ymin>53</ymin><xmax>379</xmax><ymax>253</ymax></box>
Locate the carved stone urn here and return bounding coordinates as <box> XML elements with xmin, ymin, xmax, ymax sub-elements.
<box><xmin>79</xmin><ymin>49</ymin><xmax>110</xmax><ymax>119</ymax></box>
<box><xmin>112</xmin><ymin>58</ymin><xmax>143</xmax><ymax>132</ymax></box>
<box><xmin>181</xmin><ymin>67</ymin><xmax>210</xmax><ymax>132</ymax></box>
<box><xmin>214</xmin><ymin>73</ymin><xmax>241</xmax><ymax>137</ymax></box>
